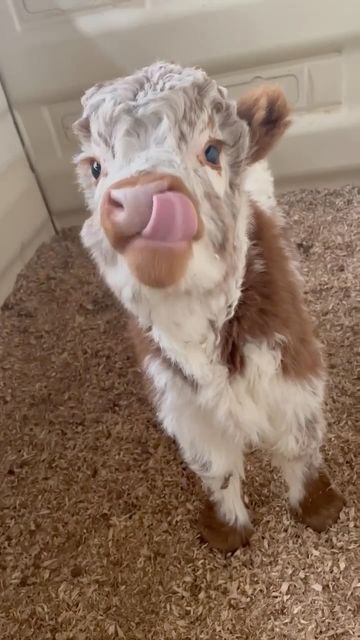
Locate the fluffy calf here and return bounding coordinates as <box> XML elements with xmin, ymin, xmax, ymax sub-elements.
<box><xmin>74</xmin><ymin>62</ymin><xmax>343</xmax><ymax>551</ymax></box>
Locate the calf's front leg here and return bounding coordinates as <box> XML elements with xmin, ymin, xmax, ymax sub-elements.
<box><xmin>199</xmin><ymin>470</ymin><xmax>253</xmax><ymax>552</ymax></box>
<box><xmin>147</xmin><ymin>359</ymin><xmax>252</xmax><ymax>551</ymax></box>
<box><xmin>167</xmin><ymin>403</ymin><xmax>252</xmax><ymax>552</ymax></box>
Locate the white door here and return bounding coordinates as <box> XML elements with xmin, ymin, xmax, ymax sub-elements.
<box><xmin>1</xmin><ymin>0</ymin><xmax>360</xmax><ymax>230</ymax></box>
<box><xmin>0</xmin><ymin>80</ymin><xmax>53</xmax><ymax>303</ymax></box>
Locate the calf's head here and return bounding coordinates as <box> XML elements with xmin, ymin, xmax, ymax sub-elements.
<box><xmin>74</xmin><ymin>62</ymin><xmax>289</xmax><ymax>294</ymax></box>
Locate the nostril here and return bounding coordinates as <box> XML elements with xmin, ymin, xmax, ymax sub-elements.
<box><xmin>103</xmin><ymin>184</ymin><xmax>154</xmax><ymax>239</ymax></box>
<box><xmin>109</xmin><ymin>189</ymin><xmax>124</xmax><ymax>210</ymax></box>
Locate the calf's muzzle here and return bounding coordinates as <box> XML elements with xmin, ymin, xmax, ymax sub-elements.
<box><xmin>100</xmin><ymin>172</ymin><xmax>203</xmax><ymax>288</ymax></box>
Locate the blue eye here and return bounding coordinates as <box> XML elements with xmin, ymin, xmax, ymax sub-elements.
<box><xmin>91</xmin><ymin>160</ymin><xmax>101</xmax><ymax>179</ymax></box>
<box><xmin>204</xmin><ymin>143</ymin><xmax>221</xmax><ymax>166</ymax></box>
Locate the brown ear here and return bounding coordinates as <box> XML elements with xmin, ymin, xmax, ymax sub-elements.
<box><xmin>237</xmin><ymin>85</ymin><xmax>290</xmax><ymax>163</ymax></box>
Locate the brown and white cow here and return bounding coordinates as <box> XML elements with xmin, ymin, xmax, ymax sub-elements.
<box><xmin>74</xmin><ymin>62</ymin><xmax>343</xmax><ymax>551</ymax></box>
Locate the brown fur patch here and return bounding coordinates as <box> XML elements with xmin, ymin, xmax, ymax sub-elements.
<box><xmin>220</xmin><ymin>204</ymin><xmax>323</xmax><ymax>379</ymax></box>
<box><xmin>199</xmin><ymin>499</ymin><xmax>253</xmax><ymax>552</ymax></box>
<box><xmin>237</xmin><ymin>85</ymin><xmax>291</xmax><ymax>163</ymax></box>
<box><xmin>293</xmin><ymin>469</ymin><xmax>344</xmax><ymax>532</ymax></box>
<box><xmin>125</xmin><ymin>241</ymin><xmax>192</xmax><ymax>289</ymax></box>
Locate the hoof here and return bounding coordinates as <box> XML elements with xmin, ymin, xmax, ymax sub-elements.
<box><xmin>292</xmin><ymin>469</ymin><xmax>345</xmax><ymax>533</ymax></box>
<box><xmin>199</xmin><ymin>500</ymin><xmax>253</xmax><ymax>552</ymax></box>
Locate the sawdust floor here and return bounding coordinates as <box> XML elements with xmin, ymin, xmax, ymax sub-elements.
<box><xmin>0</xmin><ymin>186</ymin><xmax>359</xmax><ymax>640</ymax></box>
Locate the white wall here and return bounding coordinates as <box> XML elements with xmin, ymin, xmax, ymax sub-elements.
<box><xmin>0</xmin><ymin>0</ymin><xmax>360</xmax><ymax>232</ymax></box>
<box><xmin>0</xmin><ymin>83</ymin><xmax>53</xmax><ymax>305</ymax></box>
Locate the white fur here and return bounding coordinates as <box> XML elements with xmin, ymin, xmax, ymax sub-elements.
<box><xmin>76</xmin><ymin>65</ymin><xmax>326</xmax><ymax>531</ymax></box>
<box><xmin>145</xmin><ymin>355</ymin><xmax>251</xmax><ymax>527</ymax></box>
<box><xmin>144</xmin><ymin>339</ymin><xmax>324</xmax><ymax>526</ymax></box>
<box><xmin>82</xmin><ymin>157</ymin><xmax>325</xmax><ymax>527</ymax></box>
<box><xmin>245</xmin><ymin>159</ymin><xmax>276</xmax><ymax>211</ymax></box>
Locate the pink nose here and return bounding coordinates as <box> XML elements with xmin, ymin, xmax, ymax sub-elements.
<box><xmin>101</xmin><ymin>175</ymin><xmax>199</xmax><ymax>247</ymax></box>
<box><xmin>105</xmin><ymin>180</ymin><xmax>164</xmax><ymax>237</ymax></box>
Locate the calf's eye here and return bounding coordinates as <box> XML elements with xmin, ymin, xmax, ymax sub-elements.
<box><xmin>204</xmin><ymin>143</ymin><xmax>221</xmax><ymax>166</ymax></box>
<box><xmin>90</xmin><ymin>160</ymin><xmax>101</xmax><ymax>180</ymax></box>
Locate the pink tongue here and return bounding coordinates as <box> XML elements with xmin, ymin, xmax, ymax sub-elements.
<box><xmin>141</xmin><ymin>191</ymin><xmax>198</xmax><ymax>243</ymax></box>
